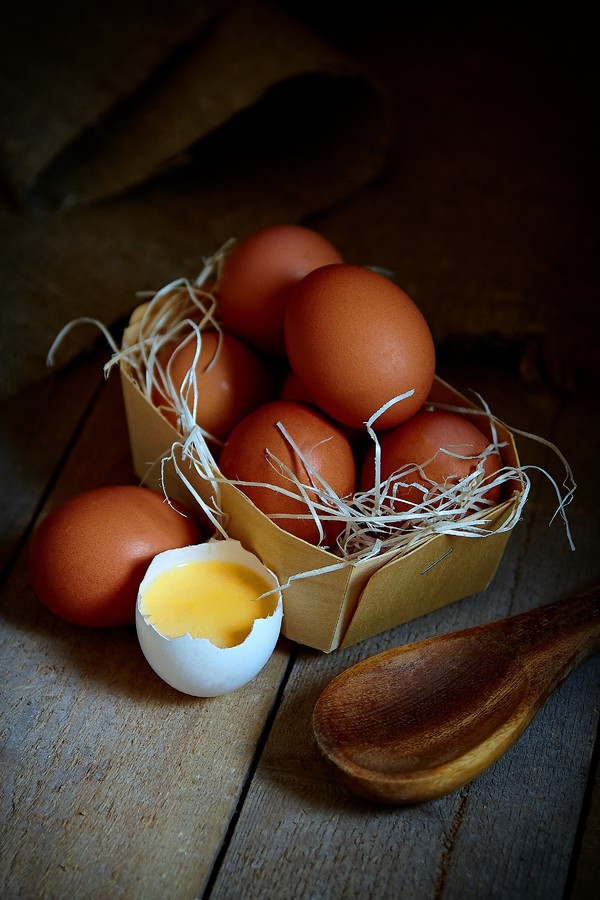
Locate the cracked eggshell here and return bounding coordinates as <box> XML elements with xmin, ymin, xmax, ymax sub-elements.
<box><xmin>136</xmin><ymin>539</ymin><xmax>283</xmax><ymax>697</ymax></box>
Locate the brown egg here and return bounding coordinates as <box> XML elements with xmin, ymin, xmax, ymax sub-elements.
<box><xmin>28</xmin><ymin>486</ymin><xmax>203</xmax><ymax>628</ymax></box>
<box><xmin>278</xmin><ymin>369</ymin><xmax>314</xmax><ymax>404</ymax></box>
<box><xmin>217</xmin><ymin>224</ymin><xmax>344</xmax><ymax>356</ymax></box>
<box><xmin>284</xmin><ymin>264</ymin><xmax>436</xmax><ymax>430</ymax></box>
<box><xmin>360</xmin><ymin>409</ymin><xmax>503</xmax><ymax>511</ymax></box>
<box><xmin>151</xmin><ymin>329</ymin><xmax>272</xmax><ymax>441</ymax></box>
<box><xmin>218</xmin><ymin>400</ymin><xmax>356</xmax><ymax>546</ymax></box>
<box><xmin>278</xmin><ymin>369</ymin><xmax>368</xmax><ymax>456</ymax></box>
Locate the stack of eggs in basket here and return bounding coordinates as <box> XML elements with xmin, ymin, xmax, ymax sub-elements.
<box><xmin>149</xmin><ymin>224</ymin><xmax>504</xmax><ymax>553</ymax></box>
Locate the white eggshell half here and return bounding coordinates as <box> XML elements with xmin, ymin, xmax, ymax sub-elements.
<box><xmin>136</xmin><ymin>539</ymin><xmax>283</xmax><ymax>697</ymax></box>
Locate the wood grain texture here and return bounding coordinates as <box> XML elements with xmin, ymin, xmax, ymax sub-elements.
<box><xmin>208</xmin><ymin>369</ymin><xmax>600</xmax><ymax>899</ymax></box>
<box><xmin>0</xmin><ymin>327</ymin><xmax>598</xmax><ymax>899</ymax></box>
<box><xmin>0</xmin><ymin>364</ymin><xmax>292</xmax><ymax>899</ymax></box>
<box><xmin>572</xmin><ymin>764</ymin><xmax>600</xmax><ymax>900</ymax></box>
<box><xmin>312</xmin><ymin>589</ymin><xmax>600</xmax><ymax>804</ymax></box>
<box><xmin>0</xmin><ymin>351</ymin><xmax>104</xmax><ymax>575</ymax></box>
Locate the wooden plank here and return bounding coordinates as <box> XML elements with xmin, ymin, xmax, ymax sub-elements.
<box><xmin>0</xmin><ymin>350</ymin><xmax>105</xmax><ymax>575</ymax></box>
<box><xmin>0</xmin><ymin>363</ymin><xmax>292</xmax><ymax>899</ymax></box>
<box><xmin>571</xmin><ymin>764</ymin><xmax>600</xmax><ymax>900</ymax></box>
<box><xmin>208</xmin><ymin>366</ymin><xmax>600</xmax><ymax>899</ymax></box>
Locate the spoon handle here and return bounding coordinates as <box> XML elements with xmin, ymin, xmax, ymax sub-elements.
<box><xmin>501</xmin><ymin>586</ymin><xmax>600</xmax><ymax>684</ymax></box>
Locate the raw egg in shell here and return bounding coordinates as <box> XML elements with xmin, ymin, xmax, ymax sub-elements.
<box><xmin>284</xmin><ymin>263</ymin><xmax>436</xmax><ymax>430</ymax></box>
<box><xmin>217</xmin><ymin>400</ymin><xmax>356</xmax><ymax>547</ymax></box>
<box><xmin>217</xmin><ymin>224</ymin><xmax>344</xmax><ymax>356</ymax></box>
<box><xmin>28</xmin><ymin>485</ymin><xmax>203</xmax><ymax>628</ymax></box>
<box><xmin>278</xmin><ymin>369</ymin><xmax>314</xmax><ymax>404</ymax></box>
<box><xmin>151</xmin><ymin>329</ymin><xmax>272</xmax><ymax>443</ymax></box>
<box><xmin>136</xmin><ymin>540</ymin><xmax>283</xmax><ymax>696</ymax></box>
<box><xmin>360</xmin><ymin>409</ymin><xmax>503</xmax><ymax>512</ymax></box>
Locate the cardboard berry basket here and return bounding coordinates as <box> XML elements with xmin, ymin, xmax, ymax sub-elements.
<box><xmin>119</xmin><ymin>306</ymin><xmax>523</xmax><ymax>653</ymax></box>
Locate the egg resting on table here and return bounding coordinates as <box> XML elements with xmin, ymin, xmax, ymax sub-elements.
<box><xmin>136</xmin><ymin>540</ymin><xmax>283</xmax><ymax>697</ymax></box>
<box><xmin>28</xmin><ymin>485</ymin><xmax>202</xmax><ymax>628</ymax></box>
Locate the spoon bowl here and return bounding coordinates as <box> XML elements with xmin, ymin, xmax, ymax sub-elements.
<box><xmin>313</xmin><ymin>587</ymin><xmax>600</xmax><ymax>804</ymax></box>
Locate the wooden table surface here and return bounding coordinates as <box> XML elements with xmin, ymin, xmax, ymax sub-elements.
<box><xmin>1</xmin><ymin>335</ymin><xmax>599</xmax><ymax>900</ymax></box>
<box><xmin>2</xmin><ymin>3</ymin><xmax>599</xmax><ymax>898</ymax></box>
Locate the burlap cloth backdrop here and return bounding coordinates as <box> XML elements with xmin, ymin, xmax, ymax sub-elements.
<box><xmin>1</xmin><ymin>0</ymin><xmax>597</xmax><ymax>405</ymax></box>
<box><xmin>0</xmin><ymin>0</ymin><xmax>393</xmax><ymax>403</ymax></box>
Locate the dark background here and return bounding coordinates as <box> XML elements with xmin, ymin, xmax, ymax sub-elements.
<box><xmin>1</xmin><ymin>0</ymin><xmax>597</xmax><ymax>402</ymax></box>
<box><xmin>288</xmin><ymin>0</ymin><xmax>599</xmax><ymax>389</ymax></box>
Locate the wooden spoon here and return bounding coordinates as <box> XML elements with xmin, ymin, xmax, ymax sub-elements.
<box><xmin>313</xmin><ymin>587</ymin><xmax>600</xmax><ymax>805</ymax></box>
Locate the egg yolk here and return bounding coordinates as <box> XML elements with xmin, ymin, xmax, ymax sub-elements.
<box><xmin>140</xmin><ymin>560</ymin><xmax>276</xmax><ymax>648</ymax></box>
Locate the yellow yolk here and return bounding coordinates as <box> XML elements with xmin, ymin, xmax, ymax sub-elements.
<box><xmin>140</xmin><ymin>560</ymin><xmax>276</xmax><ymax>648</ymax></box>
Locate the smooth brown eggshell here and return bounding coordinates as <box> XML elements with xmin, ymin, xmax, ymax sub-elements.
<box><xmin>278</xmin><ymin>369</ymin><xmax>368</xmax><ymax>456</ymax></box>
<box><xmin>217</xmin><ymin>224</ymin><xmax>344</xmax><ymax>357</ymax></box>
<box><xmin>284</xmin><ymin>263</ymin><xmax>436</xmax><ymax>430</ymax></box>
<box><xmin>218</xmin><ymin>400</ymin><xmax>356</xmax><ymax>547</ymax></box>
<box><xmin>360</xmin><ymin>409</ymin><xmax>503</xmax><ymax>510</ymax></box>
<box><xmin>28</xmin><ymin>486</ymin><xmax>203</xmax><ymax>628</ymax></box>
<box><xmin>151</xmin><ymin>329</ymin><xmax>272</xmax><ymax>441</ymax></box>
<box><xmin>278</xmin><ymin>369</ymin><xmax>314</xmax><ymax>404</ymax></box>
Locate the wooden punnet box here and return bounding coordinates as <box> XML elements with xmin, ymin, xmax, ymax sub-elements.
<box><xmin>120</xmin><ymin>308</ymin><xmax>523</xmax><ymax>653</ymax></box>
